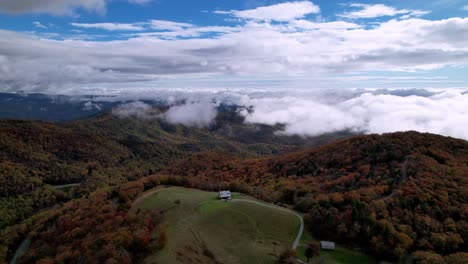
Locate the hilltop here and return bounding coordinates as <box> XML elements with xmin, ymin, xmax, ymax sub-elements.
<box><xmin>165</xmin><ymin>132</ymin><xmax>468</xmax><ymax>261</ymax></box>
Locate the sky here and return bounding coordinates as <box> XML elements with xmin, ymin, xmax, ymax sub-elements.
<box><xmin>0</xmin><ymin>0</ymin><xmax>467</xmax><ymax>93</ymax></box>
<box><xmin>0</xmin><ymin>1</ymin><xmax>467</xmax><ymax>140</ymax></box>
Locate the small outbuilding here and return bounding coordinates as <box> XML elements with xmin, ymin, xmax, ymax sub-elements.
<box><xmin>219</xmin><ymin>190</ymin><xmax>231</xmax><ymax>200</ymax></box>
<box><xmin>320</xmin><ymin>241</ymin><xmax>336</xmax><ymax>250</ymax></box>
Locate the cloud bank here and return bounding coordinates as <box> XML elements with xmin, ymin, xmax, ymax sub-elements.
<box><xmin>240</xmin><ymin>90</ymin><xmax>468</xmax><ymax>140</ymax></box>
<box><xmin>106</xmin><ymin>88</ymin><xmax>468</xmax><ymax>140</ymax></box>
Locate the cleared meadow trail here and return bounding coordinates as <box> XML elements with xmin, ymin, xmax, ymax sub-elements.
<box><xmin>133</xmin><ymin>187</ymin><xmax>305</xmax><ymax>250</ymax></box>
<box><xmin>231</xmin><ymin>199</ymin><xmax>304</xmax><ymax>249</ymax></box>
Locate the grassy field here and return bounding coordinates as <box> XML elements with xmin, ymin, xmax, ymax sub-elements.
<box><xmin>134</xmin><ymin>187</ymin><xmax>300</xmax><ymax>264</ymax></box>
<box><xmin>296</xmin><ymin>229</ymin><xmax>377</xmax><ymax>264</ymax></box>
<box><xmin>296</xmin><ymin>244</ymin><xmax>377</xmax><ymax>264</ymax></box>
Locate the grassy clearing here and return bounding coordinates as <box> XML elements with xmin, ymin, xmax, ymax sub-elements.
<box><xmin>296</xmin><ymin>234</ymin><xmax>377</xmax><ymax>264</ymax></box>
<box><xmin>134</xmin><ymin>187</ymin><xmax>300</xmax><ymax>264</ymax></box>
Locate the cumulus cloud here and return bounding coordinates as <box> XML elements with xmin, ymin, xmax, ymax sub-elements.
<box><xmin>215</xmin><ymin>1</ymin><xmax>320</xmax><ymax>21</ymax></box>
<box><xmin>163</xmin><ymin>101</ymin><xmax>218</xmax><ymax>127</ymax></box>
<box><xmin>338</xmin><ymin>3</ymin><xmax>429</xmax><ymax>19</ymax></box>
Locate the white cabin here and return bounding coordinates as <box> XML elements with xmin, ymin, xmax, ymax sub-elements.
<box><xmin>320</xmin><ymin>241</ymin><xmax>335</xmax><ymax>250</ymax></box>
<box><xmin>219</xmin><ymin>190</ymin><xmax>231</xmax><ymax>200</ymax></box>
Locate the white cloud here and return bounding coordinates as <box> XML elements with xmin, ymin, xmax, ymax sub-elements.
<box><xmin>33</xmin><ymin>21</ymin><xmax>47</xmax><ymax>29</ymax></box>
<box><xmin>338</xmin><ymin>3</ymin><xmax>429</xmax><ymax>19</ymax></box>
<box><xmin>112</xmin><ymin>101</ymin><xmax>153</xmax><ymax>119</ymax></box>
<box><xmin>112</xmin><ymin>100</ymin><xmax>218</xmax><ymax>128</ymax></box>
<box><xmin>240</xmin><ymin>97</ymin><xmax>361</xmax><ymax>136</ymax></box>
<box><xmin>104</xmin><ymin>88</ymin><xmax>468</xmax><ymax>140</ymax></box>
<box><xmin>163</xmin><ymin>101</ymin><xmax>218</xmax><ymax>127</ymax></box>
<box><xmin>1</xmin><ymin>16</ymin><xmax>468</xmax><ymax>91</ymax></box>
<box><xmin>215</xmin><ymin>1</ymin><xmax>320</xmax><ymax>21</ymax></box>
<box><xmin>71</xmin><ymin>22</ymin><xmax>146</xmax><ymax>31</ymax></box>
<box><xmin>239</xmin><ymin>90</ymin><xmax>468</xmax><ymax>140</ymax></box>
<box><xmin>463</xmin><ymin>5</ymin><xmax>468</xmax><ymax>11</ymax></box>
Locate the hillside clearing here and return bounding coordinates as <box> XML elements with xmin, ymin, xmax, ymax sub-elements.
<box><xmin>133</xmin><ymin>187</ymin><xmax>300</xmax><ymax>264</ymax></box>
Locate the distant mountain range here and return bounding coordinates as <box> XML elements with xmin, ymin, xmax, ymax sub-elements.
<box><xmin>0</xmin><ymin>93</ymin><xmax>114</xmax><ymax>121</ymax></box>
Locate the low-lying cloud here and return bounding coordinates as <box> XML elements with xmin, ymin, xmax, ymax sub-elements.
<box><xmin>107</xmin><ymin>88</ymin><xmax>468</xmax><ymax>140</ymax></box>
<box><xmin>112</xmin><ymin>100</ymin><xmax>218</xmax><ymax>128</ymax></box>
<box><xmin>163</xmin><ymin>101</ymin><xmax>218</xmax><ymax>128</ymax></box>
<box><xmin>239</xmin><ymin>90</ymin><xmax>468</xmax><ymax>140</ymax></box>
<box><xmin>112</xmin><ymin>101</ymin><xmax>154</xmax><ymax>119</ymax></box>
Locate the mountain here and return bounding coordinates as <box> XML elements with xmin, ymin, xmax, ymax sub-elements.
<box><xmin>1</xmin><ymin>108</ymin><xmax>466</xmax><ymax>263</ymax></box>
<box><xmin>164</xmin><ymin>132</ymin><xmax>468</xmax><ymax>261</ymax></box>
<box><xmin>0</xmin><ymin>111</ymin><xmax>350</xmax><ymax>230</ymax></box>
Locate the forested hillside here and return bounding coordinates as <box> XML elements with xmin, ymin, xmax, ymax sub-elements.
<box><xmin>0</xmin><ymin>112</ymin><xmax>346</xmax><ymax>230</ymax></box>
<box><xmin>1</xmin><ymin>112</ymin><xmax>466</xmax><ymax>263</ymax></box>
<box><xmin>165</xmin><ymin>132</ymin><xmax>468</xmax><ymax>261</ymax></box>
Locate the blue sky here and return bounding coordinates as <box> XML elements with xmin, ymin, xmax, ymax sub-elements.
<box><xmin>0</xmin><ymin>0</ymin><xmax>467</xmax><ymax>93</ymax></box>
<box><xmin>2</xmin><ymin>0</ymin><xmax>467</xmax><ymax>37</ymax></box>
